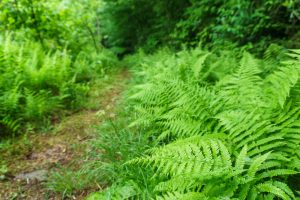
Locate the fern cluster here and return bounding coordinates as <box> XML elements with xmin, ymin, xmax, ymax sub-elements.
<box><xmin>0</xmin><ymin>34</ymin><xmax>112</xmax><ymax>135</ymax></box>
<box><xmin>100</xmin><ymin>47</ymin><xmax>300</xmax><ymax>199</ymax></box>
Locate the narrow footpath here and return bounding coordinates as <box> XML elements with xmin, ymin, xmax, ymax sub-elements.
<box><xmin>0</xmin><ymin>69</ymin><xmax>130</xmax><ymax>200</ymax></box>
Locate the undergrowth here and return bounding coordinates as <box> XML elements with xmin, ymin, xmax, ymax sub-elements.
<box><xmin>86</xmin><ymin>45</ymin><xmax>300</xmax><ymax>199</ymax></box>
<box><xmin>46</xmin><ymin>91</ymin><xmax>155</xmax><ymax>198</ymax></box>
<box><xmin>0</xmin><ymin>34</ymin><xmax>119</xmax><ymax>136</ymax></box>
<box><xmin>1</xmin><ymin>0</ymin><xmax>299</xmax><ymax>199</ymax></box>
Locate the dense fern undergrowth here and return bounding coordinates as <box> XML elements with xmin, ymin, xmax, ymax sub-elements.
<box><xmin>86</xmin><ymin>46</ymin><xmax>300</xmax><ymax>199</ymax></box>
<box><xmin>0</xmin><ymin>34</ymin><xmax>120</xmax><ymax>135</ymax></box>
<box><xmin>0</xmin><ymin>0</ymin><xmax>120</xmax><ymax>136</ymax></box>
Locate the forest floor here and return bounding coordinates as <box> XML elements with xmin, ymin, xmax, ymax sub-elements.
<box><xmin>0</xmin><ymin>69</ymin><xmax>130</xmax><ymax>200</ymax></box>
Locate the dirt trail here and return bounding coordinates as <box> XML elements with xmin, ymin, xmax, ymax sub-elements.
<box><xmin>0</xmin><ymin>69</ymin><xmax>130</xmax><ymax>200</ymax></box>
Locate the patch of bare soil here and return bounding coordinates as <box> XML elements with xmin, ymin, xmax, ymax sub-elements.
<box><xmin>0</xmin><ymin>69</ymin><xmax>130</xmax><ymax>200</ymax></box>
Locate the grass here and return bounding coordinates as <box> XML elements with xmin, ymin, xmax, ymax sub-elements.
<box><xmin>0</xmin><ymin>69</ymin><xmax>129</xmax><ymax>199</ymax></box>
<box><xmin>45</xmin><ymin>70</ymin><xmax>157</xmax><ymax>198</ymax></box>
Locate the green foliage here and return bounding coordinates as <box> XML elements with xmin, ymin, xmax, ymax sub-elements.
<box><xmin>90</xmin><ymin>47</ymin><xmax>300</xmax><ymax>199</ymax></box>
<box><xmin>0</xmin><ymin>0</ymin><xmax>102</xmax><ymax>53</ymax></box>
<box><xmin>175</xmin><ymin>0</ymin><xmax>300</xmax><ymax>47</ymax></box>
<box><xmin>1</xmin><ymin>0</ymin><xmax>299</xmax><ymax>198</ymax></box>
<box><xmin>87</xmin><ymin>182</ymin><xmax>139</xmax><ymax>200</ymax></box>
<box><xmin>47</xmin><ymin>168</ymin><xmax>96</xmax><ymax>197</ymax></box>
<box><xmin>48</xmin><ymin>102</ymin><xmax>155</xmax><ymax>197</ymax></box>
<box><xmin>0</xmin><ymin>34</ymin><xmax>114</xmax><ymax>135</ymax></box>
<box><xmin>100</xmin><ymin>0</ymin><xmax>190</xmax><ymax>53</ymax></box>
<box><xmin>101</xmin><ymin>0</ymin><xmax>300</xmax><ymax>53</ymax></box>
<box><xmin>0</xmin><ymin>0</ymin><xmax>123</xmax><ymax>136</ymax></box>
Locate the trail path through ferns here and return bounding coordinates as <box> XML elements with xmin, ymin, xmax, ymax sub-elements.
<box><xmin>0</xmin><ymin>69</ymin><xmax>130</xmax><ymax>200</ymax></box>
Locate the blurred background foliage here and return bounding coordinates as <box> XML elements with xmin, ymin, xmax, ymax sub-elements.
<box><xmin>0</xmin><ymin>0</ymin><xmax>120</xmax><ymax>135</ymax></box>
<box><xmin>100</xmin><ymin>0</ymin><xmax>300</xmax><ymax>54</ymax></box>
<box><xmin>0</xmin><ymin>0</ymin><xmax>102</xmax><ymax>54</ymax></box>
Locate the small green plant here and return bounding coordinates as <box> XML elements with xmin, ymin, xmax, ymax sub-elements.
<box><xmin>0</xmin><ymin>162</ymin><xmax>8</xmax><ymax>181</ymax></box>
<box><xmin>47</xmin><ymin>169</ymin><xmax>94</xmax><ymax>197</ymax></box>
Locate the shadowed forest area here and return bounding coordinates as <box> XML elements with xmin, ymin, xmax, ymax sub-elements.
<box><xmin>0</xmin><ymin>0</ymin><xmax>300</xmax><ymax>199</ymax></box>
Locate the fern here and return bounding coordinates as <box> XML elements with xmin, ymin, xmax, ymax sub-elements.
<box><xmin>120</xmin><ymin>47</ymin><xmax>300</xmax><ymax>199</ymax></box>
<box><xmin>155</xmin><ymin>192</ymin><xmax>208</xmax><ymax>200</ymax></box>
<box><xmin>0</xmin><ymin>34</ymin><xmax>105</xmax><ymax>134</ymax></box>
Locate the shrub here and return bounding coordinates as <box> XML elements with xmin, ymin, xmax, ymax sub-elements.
<box><xmin>0</xmin><ymin>0</ymin><xmax>102</xmax><ymax>53</ymax></box>
<box><xmin>100</xmin><ymin>0</ymin><xmax>300</xmax><ymax>53</ymax></box>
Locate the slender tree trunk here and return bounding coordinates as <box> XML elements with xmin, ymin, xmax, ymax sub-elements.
<box><xmin>86</xmin><ymin>25</ymin><xmax>99</xmax><ymax>53</ymax></box>
<box><xmin>27</xmin><ymin>0</ymin><xmax>44</xmax><ymax>48</ymax></box>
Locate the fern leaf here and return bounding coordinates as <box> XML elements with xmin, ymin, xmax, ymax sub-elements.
<box><xmin>235</xmin><ymin>145</ymin><xmax>248</xmax><ymax>171</ymax></box>
<box><xmin>256</xmin><ymin>181</ymin><xmax>292</xmax><ymax>200</ymax></box>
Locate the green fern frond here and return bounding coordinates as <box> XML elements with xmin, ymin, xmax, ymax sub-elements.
<box><xmin>264</xmin><ymin>64</ymin><xmax>298</xmax><ymax>108</ymax></box>
<box><xmin>246</xmin><ymin>152</ymin><xmax>270</xmax><ymax>180</ymax></box>
<box><xmin>131</xmin><ymin>138</ymin><xmax>231</xmax><ymax>177</ymax></box>
<box><xmin>192</xmin><ymin>52</ymin><xmax>211</xmax><ymax>80</ymax></box>
<box><xmin>0</xmin><ymin>116</ymin><xmax>21</xmax><ymax>133</ymax></box>
<box><xmin>217</xmin><ymin>52</ymin><xmax>264</xmax><ymax>110</ymax></box>
<box><xmin>256</xmin><ymin>169</ymin><xmax>297</xmax><ymax>180</ymax></box>
<box><xmin>256</xmin><ymin>181</ymin><xmax>294</xmax><ymax>200</ymax></box>
<box><xmin>155</xmin><ymin>192</ymin><xmax>208</xmax><ymax>200</ymax></box>
<box><xmin>235</xmin><ymin>145</ymin><xmax>248</xmax><ymax>170</ymax></box>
